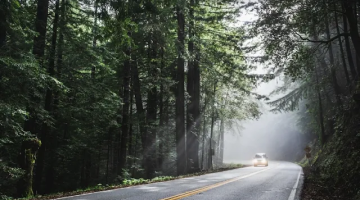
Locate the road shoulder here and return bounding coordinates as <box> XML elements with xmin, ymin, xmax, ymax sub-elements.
<box><xmin>294</xmin><ymin>168</ymin><xmax>304</xmax><ymax>200</ymax></box>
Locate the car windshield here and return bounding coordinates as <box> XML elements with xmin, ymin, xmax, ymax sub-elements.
<box><xmin>255</xmin><ymin>155</ymin><xmax>263</xmax><ymax>158</ymax></box>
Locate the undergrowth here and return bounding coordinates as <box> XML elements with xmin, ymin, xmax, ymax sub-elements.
<box><xmin>301</xmin><ymin>106</ymin><xmax>360</xmax><ymax>200</ymax></box>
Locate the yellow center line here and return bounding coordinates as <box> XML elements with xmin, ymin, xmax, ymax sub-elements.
<box><xmin>160</xmin><ymin>167</ymin><xmax>273</xmax><ymax>200</ymax></box>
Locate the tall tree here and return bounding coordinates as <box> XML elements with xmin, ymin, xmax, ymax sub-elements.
<box><xmin>186</xmin><ymin>0</ymin><xmax>197</xmax><ymax>173</ymax></box>
<box><xmin>26</xmin><ymin>0</ymin><xmax>50</xmax><ymax>193</ymax></box>
<box><xmin>0</xmin><ymin>0</ymin><xmax>263</xmax><ymax>197</ymax></box>
<box><xmin>145</xmin><ymin>34</ymin><xmax>158</xmax><ymax>178</ymax></box>
<box><xmin>176</xmin><ymin>2</ymin><xmax>186</xmax><ymax>175</ymax></box>
<box><xmin>119</xmin><ymin>46</ymin><xmax>131</xmax><ymax>172</ymax></box>
<box><xmin>42</xmin><ymin>0</ymin><xmax>61</xmax><ymax>192</ymax></box>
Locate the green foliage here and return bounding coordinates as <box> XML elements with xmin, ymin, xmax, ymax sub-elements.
<box><xmin>151</xmin><ymin>176</ymin><xmax>173</xmax><ymax>182</ymax></box>
<box><xmin>0</xmin><ymin>163</ymin><xmax>24</xmax><ymax>198</ymax></box>
<box><xmin>251</xmin><ymin>0</ymin><xmax>360</xmax><ymax>198</ymax></box>
<box><xmin>222</xmin><ymin>163</ymin><xmax>243</xmax><ymax>168</ymax></box>
<box><xmin>0</xmin><ymin>0</ymin><xmax>265</xmax><ymax>197</ymax></box>
<box><xmin>122</xmin><ymin>178</ymin><xmax>149</xmax><ymax>186</ymax></box>
<box><xmin>268</xmin><ymin>82</ymin><xmax>310</xmax><ymax>112</ymax></box>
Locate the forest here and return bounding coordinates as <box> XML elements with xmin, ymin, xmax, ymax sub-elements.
<box><xmin>1</xmin><ymin>0</ymin><xmax>360</xmax><ymax>199</ymax></box>
<box><xmin>252</xmin><ymin>0</ymin><xmax>360</xmax><ymax>199</ymax></box>
<box><xmin>0</xmin><ymin>0</ymin><xmax>264</xmax><ymax>198</ymax></box>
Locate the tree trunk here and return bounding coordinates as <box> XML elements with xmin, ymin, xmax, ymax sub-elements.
<box><xmin>186</xmin><ymin>0</ymin><xmax>195</xmax><ymax>172</ymax></box>
<box><xmin>115</xmin><ymin>70</ymin><xmax>124</xmax><ymax>174</ymax></box>
<box><xmin>106</xmin><ymin>127</ymin><xmax>114</xmax><ymax>183</ymax></box>
<box><xmin>32</xmin><ymin>0</ymin><xmax>49</xmax><ymax>60</ymax></box>
<box><xmin>119</xmin><ymin>47</ymin><xmax>131</xmax><ymax>172</ymax></box>
<box><xmin>132</xmin><ymin>59</ymin><xmax>147</xmax><ymax>169</ymax></box>
<box><xmin>145</xmin><ymin>40</ymin><xmax>158</xmax><ymax>178</ymax></box>
<box><xmin>334</xmin><ymin>7</ymin><xmax>350</xmax><ymax>85</ymax></box>
<box><xmin>128</xmin><ymin>88</ymin><xmax>134</xmax><ymax>158</ymax></box>
<box><xmin>43</xmin><ymin>0</ymin><xmax>61</xmax><ymax>191</ymax></box>
<box><xmin>186</xmin><ymin>0</ymin><xmax>200</xmax><ymax>173</ymax></box>
<box><xmin>193</xmin><ymin>34</ymin><xmax>201</xmax><ymax>172</ymax></box>
<box><xmin>132</xmin><ymin>126</ymin><xmax>140</xmax><ymax>176</ymax></box>
<box><xmin>219</xmin><ymin>100</ymin><xmax>225</xmax><ymax>166</ymax></box>
<box><xmin>158</xmin><ymin>47</ymin><xmax>165</xmax><ymax>169</ymax></box>
<box><xmin>56</xmin><ymin>0</ymin><xmax>65</xmax><ymax>78</ymax></box>
<box><xmin>17</xmin><ymin>139</ymin><xmax>41</xmax><ymax>198</ymax></box>
<box><xmin>343</xmin><ymin>0</ymin><xmax>360</xmax><ymax>65</ymax></box>
<box><xmin>176</xmin><ymin>5</ymin><xmax>186</xmax><ymax>175</ymax></box>
<box><xmin>342</xmin><ymin>4</ymin><xmax>357</xmax><ymax>79</ymax></box>
<box><xmin>28</xmin><ymin>0</ymin><xmax>50</xmax><ymax>193</ymax></box>
<box><xmin>208</xmin><ymin>82</ymin><xmax>216</xmax><ymax>170</ymax></box>
<box><xmin>315</xmin><ymin>67</ymin><xmax>326</xmax><ymax>145</ymax></box>
<box><xmin>145</xmin><ymin>86</ymin><xmax>157</xmax><ymax>178</ymax></box>
<box><xmin>353</xmin><ymin>3</ymin><xmax>360</xmax><ymax>76</ymax></box>
<box><xmin>80</xmin><ymin>151</ymin><xmax>92</xmax><ymax>188</ymax></box>
<box><xmin>53</xmin><ymin>0</ymin><xmax>65</xmax><ymax>137</ymax></box>
<box><xmin>201</xmin><ymin>92</ymin><xmax>208</xmax><ymax>170</ymax></box>
<box><xmin>162</xmin><ymin>95</ymin><xmax>170</xmax><ymax>165</ymax></box>
<box><xmin>324</xmin><ymin>8</ymin><xmax>342</xmax><ymax>107</ymax></box>
<box><xmin>312</xmin><ymin>18</ymin><xmax>336</xmax><ymax>137</ymax></box>
<box><xmin>91</xmin><ymin>1</ymin><xmax>98</xmax><ymax>79</ymax></box>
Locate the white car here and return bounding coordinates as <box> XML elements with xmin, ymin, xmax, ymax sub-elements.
<box><xmin>253</xmin><ymin>153</ymin><xmax>268</xmax><ymax>167</ymax></box>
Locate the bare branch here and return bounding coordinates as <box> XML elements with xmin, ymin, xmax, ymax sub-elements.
<box><xmin>294</xmin><ymin>32</ymin><xmax>350</xmax><ymax>44</ymax></box>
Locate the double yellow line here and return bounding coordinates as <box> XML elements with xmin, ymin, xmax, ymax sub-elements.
<box><xmin>160</xmin><ymin>167</ymin><xmax>271</xmax><ymax>200</ymax></box>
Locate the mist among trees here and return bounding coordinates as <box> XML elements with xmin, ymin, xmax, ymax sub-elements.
<box><xmin>250</xmin><ymin>0</ymin><xmax>360</xmax><ymax>199</ymax></box>
<box><xmin>1</xmin><ymin>0</ymin><xmax>360</xmax><ymax>199</ymax></box>
<box><xmin>0</xmin><ymin>0</ymin><xmax>264</xmax><ymax>198</ymax></box>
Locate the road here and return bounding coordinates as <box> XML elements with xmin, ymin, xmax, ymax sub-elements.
<box><xmin>57</xmin><ymin>161</ymin><xmax>303</xmax><ymax>200</ymax></box>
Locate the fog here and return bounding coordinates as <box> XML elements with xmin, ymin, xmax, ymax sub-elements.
<box><xmin>223</xmin><ymin>77</ymin><xmax>307</xmax><ymax>165</ymax></box>
<box><xmin>221</xmin><ymin>6</ymin><xmax>308</xmax><ymax>165</ymax></box>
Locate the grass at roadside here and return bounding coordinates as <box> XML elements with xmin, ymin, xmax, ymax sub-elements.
<box><xmin>16</xmin><ymin>163</ymin><xmax>245</xmax><ymax>200</ymax></box>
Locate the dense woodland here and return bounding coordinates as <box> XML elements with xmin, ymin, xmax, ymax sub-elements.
<box><xmin>2</xmin><ymin>0</ymin><xmax>360</xmax><ymax>199</ymax></box>
<box><xmin>0</xmin><ymin>0</ymin><xmax>265</xmax><ymax>198</ymax></box>
<box><xmin>251</xmin><ymin>0</ymin><xmax>360</xmax><ymax>199</ymax></box>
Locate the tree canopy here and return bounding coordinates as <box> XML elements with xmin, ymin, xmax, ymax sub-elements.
<box><xmin>0</xmin><ymin>0</ymin><xmax>263</xmax><ymax>198</ymax></box>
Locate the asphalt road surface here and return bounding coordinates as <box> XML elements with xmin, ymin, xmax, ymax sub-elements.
<box><xmin>57</xmin><ymin>161</ymin><xmax>303</xmax><ymax>200</ymax></box>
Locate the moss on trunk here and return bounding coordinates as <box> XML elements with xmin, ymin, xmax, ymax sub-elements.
<box><xmin>17</xmin><ymin>138</ymin><xmax>41</xmax><ymax>198</ymax></box>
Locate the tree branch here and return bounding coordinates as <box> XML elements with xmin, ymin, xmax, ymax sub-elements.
<box><xmin>295</xmin><ymin>32</ymin><xmax>350</xmax><ymax>44</ymax></box>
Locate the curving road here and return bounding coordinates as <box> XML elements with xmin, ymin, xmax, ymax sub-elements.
<box><xmin>57</xmin><ymin>161</ymin><xmax>303</xmax><ymax>200</ymax></box>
